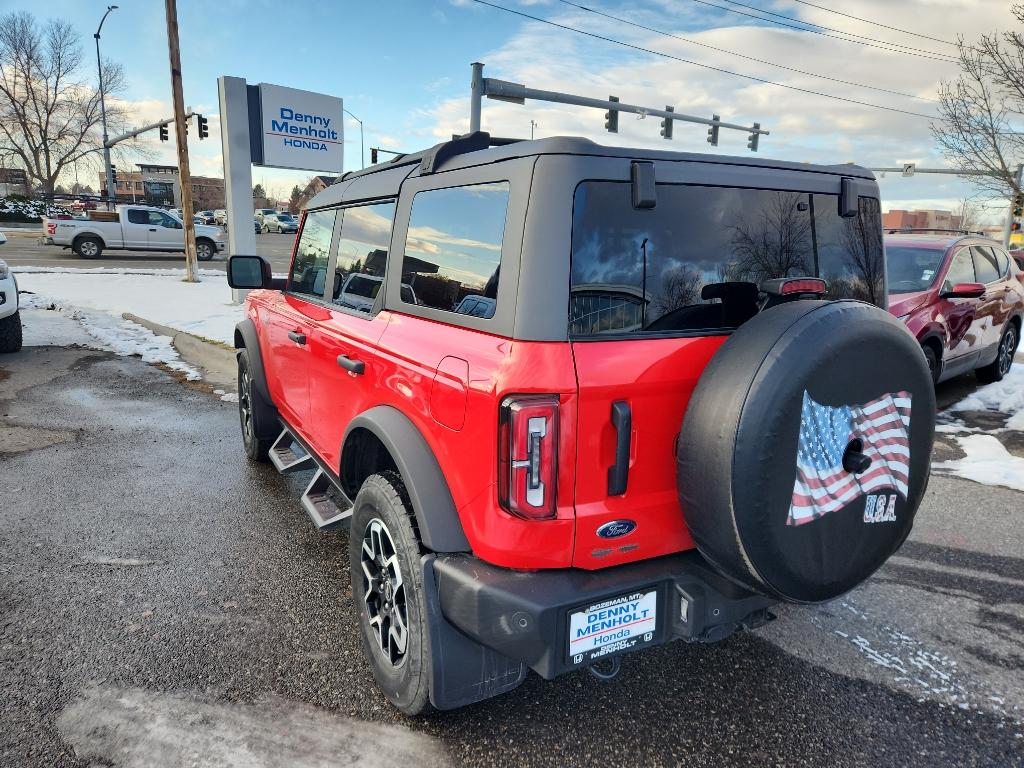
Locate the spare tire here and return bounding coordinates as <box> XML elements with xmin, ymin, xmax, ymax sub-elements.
<box><xmin>677</xmin><ymin>300</ymin><xmax>935</xmax><ymax>604</ymax></box>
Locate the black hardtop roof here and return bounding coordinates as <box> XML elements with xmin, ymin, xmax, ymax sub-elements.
<box><xmin>334</xmin><ymin>132</ymin><xmax>876</xmax><ymax>184</ymax></box>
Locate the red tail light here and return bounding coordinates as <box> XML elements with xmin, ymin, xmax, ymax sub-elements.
<box><xmin>499</xmin><ymin>395</ymin><xmax>559</xmax><ymax>520</ymax></box>
<box><xmin>780</xmin><ymin>278</ymin><xmax>826</xmax><ymax>295</ymax></box>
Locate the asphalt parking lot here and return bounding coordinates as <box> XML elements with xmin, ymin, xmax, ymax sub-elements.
<box><xmin>0</xmin><ymin>228</ymin><xmax>297</xmax><ymax>272</ymax></box>
<box><xmin>1</xmin><ymin>322</ymin><xmax>1022</xmax><ymax>767</ymax></box>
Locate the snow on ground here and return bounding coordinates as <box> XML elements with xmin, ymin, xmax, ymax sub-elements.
<box><xmin>946</xmin><ymin>363</ymin><xmax>1024</xmax><ymax>431</ymax></box>
<box><xmin>932</xmin><ymin>434</ymin><xmax>1024</xmax><ymax>492</ymax></box>
<box><xmin>20</xmin><ymin>295</ymin><xmax>201</xmax><ymax>381</ymax></box>
<box><xmin>14</xmin><ymin>267</ymin><xmax>243</xmax><ymax>345</ymax></box>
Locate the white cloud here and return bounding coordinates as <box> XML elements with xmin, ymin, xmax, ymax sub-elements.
<box><xmin>423</xmin><ymin>0</ymin><xmax>1015</xmax><ymax>209</ymax></box>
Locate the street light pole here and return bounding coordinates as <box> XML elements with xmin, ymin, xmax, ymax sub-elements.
<box><xmin>344</xmin><ymin>108</ymin><xmax>364</xmax><ymax>170</ymax></box>
<box><xmin>94</xmin><ymin>5</ymin><xmax>118</xmax><ymax>210</ymax></box>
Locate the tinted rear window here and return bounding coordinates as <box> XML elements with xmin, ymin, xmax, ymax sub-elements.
<box><xmin>569</xmin><ymin>183</ymin><xmax>885</xmax><ymax>336</ymax></box>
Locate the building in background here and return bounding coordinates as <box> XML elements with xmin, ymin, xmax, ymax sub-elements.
<box><xmin>97</xmin><ymin>164</ymin><xmax>225</xmax><ymax>209</ymax></box>
<box><xmin>0</xmin><ymin>168</ymin><xmax>29</xmax><ymax>197</ymax></box>
<box><xmin>295</xmin><ymin>175</ymin><xmax>337</xmax><ymax>211</ymax></box>
<box><xmin>882</xmin><ymin>209</ymin><xmax>963</xmax><ymax>232</ymax></box>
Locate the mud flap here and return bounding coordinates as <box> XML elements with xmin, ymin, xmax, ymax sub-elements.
<box><xmin>420</xmin><ymin>554</ymin><xmax>527</xmax><ymax>710</ymax></box>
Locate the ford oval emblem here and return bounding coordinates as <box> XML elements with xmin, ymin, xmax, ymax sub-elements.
<box><xmin>597</xmin><ymin>520</ymin><xmax>636</xmax><ymax>539</ymax></box>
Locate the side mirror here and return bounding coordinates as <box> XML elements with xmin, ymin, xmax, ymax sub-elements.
<box><xmin>941</xmin><ymin>281</ymin><xmax>985</xmax><ymax>299</ymax></box>
<box><xmin>227</xmin><ymin>254</ymin><xmax>272</xmax><ymax>289</ymax></box>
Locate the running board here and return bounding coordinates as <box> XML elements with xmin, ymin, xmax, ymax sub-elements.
<box><xmin>301</xmin><ymin>469</ymin><xmax>353</xmax><ymax>531</ymax></box>
<box><xmin>269</xmin><ymin>429</ymin><xmax>315</xmax><ymax>474</ymax></box>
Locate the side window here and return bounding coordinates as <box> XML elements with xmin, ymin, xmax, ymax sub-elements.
<box><xmin>944</xmin><ymin>249</ymin><xmax>976</xmax><ymax>290</ymax></box>
<box><xmin>155</xmin><ymin>211</ymin><xmax>179</xmax><ymax>228</ymax></box>
<box><xmin>401</xmin><ymin>183</ymin><xmax>509</xmax><ymax>318</ymax></box>
<box><xmin>332</xmin><ymin>201</ymin><xmax>396</xmax><ymax>313</ymax></box>
<box><xmin>971</xmin><ymin>246</ymin><xmax>1000</xmax><ymax>284</ymax></box>
<box><xmin>289</xmin><ymin>208</ymin><xmax>337</xmax><ymax>298</ymax></box>
<box><xmin>126</xmin><ymin>209</ymin><xmax>148</xmax><ymax>225</ymax></box>
<box><xmin>993</xmin><ymin>248</ymin><xmax>1010</xmax><ymax>276</ymax></box>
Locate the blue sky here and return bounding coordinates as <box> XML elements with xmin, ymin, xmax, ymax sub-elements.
<box><xmin>4</xmin><ymin>0</ymin><xmax>1020</xmax><ymax>219</ymax></box>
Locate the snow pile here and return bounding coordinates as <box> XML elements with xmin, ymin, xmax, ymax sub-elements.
<box><xmin>14</xmin><ymin>268</ymin><xmax>243</xmax><ymax>345</ymax></box>
<box><xmin>933</xmin><ymin>434</ymin><xmax>1024</xmax><ymax>492</ymax></box>
<box><xmin>21</xmin><ymin>294</ymin><xmax>200</xmax><ymax>380</ymax></box>
<box><xmin>947</xmin><ymin>363</ymin><xmax>1024</xmax><ymax>431</ymax></box>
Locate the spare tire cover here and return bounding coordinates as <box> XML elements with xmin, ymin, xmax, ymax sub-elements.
<box><xmin>677</xmin><ymin>300</ymin><xmax>935</xmax><ymax>604</ymax></box>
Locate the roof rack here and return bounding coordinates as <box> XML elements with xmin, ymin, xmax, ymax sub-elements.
<box><xmin>341</xmin><ymin>131</ymin><xmax>519</xmax><ymax>182</ymax></box>
<box><xmin>886</xmin><ymin>228</ymin><xmax>988</xmax><ymax>236</ymax></box>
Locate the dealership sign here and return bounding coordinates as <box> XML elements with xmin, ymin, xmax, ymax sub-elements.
<box><xmin>254</xmin><ymin>83</ymin><xmax>343</xmax><ymax>173</ymax></box>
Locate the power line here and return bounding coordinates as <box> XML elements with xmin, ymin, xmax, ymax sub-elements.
<box><xmin>788</xmin><ymin>0</ymin><xmax>957</xmax><ymax>48</ymax></box>
<box><xmin>470</xmin><ymin>0</ymin><xmax>937</xmax><ymax>119</ymax></box>
<box><xmin>711</xmin><ymin>0</ymin><xmax>958</xmax><ymax>60</ymax></box>
<box><xmin>556</xmin><ymin>0</ymin><xmax>937</xmax><ymax>103</ymax></box>
<box><xmin>690</xmin><ymin>0</ymin><xmax>958</xmax><ymax>63</ymax></box>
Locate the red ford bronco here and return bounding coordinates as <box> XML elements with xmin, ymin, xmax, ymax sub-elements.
<box><xmin>227</xmin><ymin>132</ymin><xmax>935</xmax><ymax>714</ymax></box>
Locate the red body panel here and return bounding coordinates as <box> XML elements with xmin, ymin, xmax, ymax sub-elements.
<box><xmin>570</xmin><ymin>337</ymin><xmax>725</xmax><ymax>569</ymax></box>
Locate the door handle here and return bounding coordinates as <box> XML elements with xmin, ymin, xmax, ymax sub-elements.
<box><xmin>287</xmin><ymin>330</ymin><xmax>306</xmax><ymax>345</ymax></box>
<box><xmin>337</xmin><ymin>355</ymin><xmax>365</xmax><ymax>375</ymax></box>
<box><xmin>148</xmin><ymin>227</ymin><xmax>157</xmax><ymax>231</ymax></box>
<box><xmin>608</xmin><ymin>400</ymin><xmax>631</xmax><ymax>496</ymax></box>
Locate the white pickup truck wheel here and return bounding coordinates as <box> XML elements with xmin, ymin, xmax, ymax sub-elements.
<box><xmin>0</xmin><ymin>311</ymin><xmax>21</xmax><ymax>353</ymax></box>
<box><xmin>74</xmin><ymin>236</ymin><xmax>102</xmax><ymax>259</ymax></box>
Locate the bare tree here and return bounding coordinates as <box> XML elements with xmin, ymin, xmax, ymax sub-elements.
<box><xmin>931</xmin><ymin>6</ymin><xmax>1024</xmax><ymax>198</ymax></box>
<box><xmin>727</xmin><ymin>192</ymin><xmax>813</xmax><ymax>282</ymax></box>
<box><xmin>956</xmin><ymin>196</ymin><xmax>982</xmax><ymax>230</ymax></box>
<box><xmin>0</xmin><ymin>11</ymin><xmax>127</xmax><ymax>194</ymax></box>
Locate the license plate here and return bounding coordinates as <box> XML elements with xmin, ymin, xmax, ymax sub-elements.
<box><xmin>567</xmin><ymin>589</ymin><xmax>658</xmax><ymax>665</ymax></box>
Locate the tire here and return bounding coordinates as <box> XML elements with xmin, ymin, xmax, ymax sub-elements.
<box><xmin>349</xmin><ymin>473</ymin><xmax>434</xmax><ymax>716</ymax></box>
<box><xmin>921</xmin><ymin>343</ymin><xmax>941</xmax><ymax>386</ymax></box>
<box><xmin>261</xmin><ymin>225</ymin><xmax>269</xmax><ymax>234</ymax></box>
<box><xmin>0</xmin><ymin>311</ymin><xmax>22</xmax><ymax>353</ymax></box>
<box><xmin>195</xmin><ymin>239</ymin><xmax>215</xmax><ymax>262</ymax></box>
<box><xmin>74</xmin><ymin>236</ymin><xmax>102</xmax><ymax>259</ymax></box>
<box><xmin>237</xmin><ymin>347</ymin><xmax>277</xmax><ymax>461</ymax></box>
<box><xmin>677</xmin><ymin>300</ymin><xmax>936</xmax><ymax>604</ymax></box>
<box><xmin>976</xmin><ymin>322</ymin><xmax>1019</xmax><ymax>384</ymax></box>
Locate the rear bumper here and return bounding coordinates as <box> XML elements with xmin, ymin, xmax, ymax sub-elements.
<box><xmin>431</xmin><ymin>549</ymin><xmax>775</xmax><ymax>681</ymax></box>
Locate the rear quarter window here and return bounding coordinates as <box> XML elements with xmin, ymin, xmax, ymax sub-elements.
<box><xmin>569</xmin><ymin>182</ymin><xmax>884</xmax><ymax>337</ymax></box>
<box><xmin>400</xmin><ymin>183</ymin><xmax>509</xmax><ymax>319</ymax></box>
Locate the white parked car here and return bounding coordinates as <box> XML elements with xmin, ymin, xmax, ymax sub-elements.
<box><xmin>336</xmin><ymin>273</ymin><xmax>416</xmax><ymax>312</ymax></box>
<box><xmin>0</xmin><ymin>232</ymin><xmax>22</xmax><ymax>353</ymax></box>
<box><xmin>44</xmin><ymin>205</ymin><xmax>225</xmax><ymax>261</ymax></box>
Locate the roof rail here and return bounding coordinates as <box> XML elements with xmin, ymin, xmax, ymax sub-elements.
<box><xmin>886</xmin><ymin>228</ymin><xmax>988</xmax><ymax>236</ymax></box>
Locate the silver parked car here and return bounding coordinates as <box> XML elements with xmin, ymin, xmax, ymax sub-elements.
<box><xmin>261</xmin><ymin>212</ymin><xmax>298</xmax><ymax>234</ymax></box>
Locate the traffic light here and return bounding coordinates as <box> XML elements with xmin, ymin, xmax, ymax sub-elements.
<box><xmin>707</xmin><ymin>113</ymin><xmax>720</xmax><ymax>146</ymax></box>
<box><xmin>1013</xmin><ymin>221</ymin><xmax>1022</xmax><ymax>232</ymax></box>
<box><xmin>1013</xmin><ymin>192</ymin><xmax>1023</xmax><ymax>217</ymax></box>
<box><xmin>159</xmin><ymin>124</ymin><xmax>168</xmax><ymax>142</ymax></box>
<box><xmin>370</xmin><ymin>148</ymin><xmax>378</xmax><ymax>164</ymax></box>
<box><xmin>660</xmin><ymin>106</ymin><xmax>674</xmax><ymax>140</ymax></box>
<box><xmin>110</xmin><ymin>165</ymin><xmax>117</xmax><ymax>185</ymax></box>
<box><xmin>197</xmin><ymin>113</ymin><xmax>209</xmax><ymax>140</ymax></box>
<box><xmin>747</xmin><ymin>122</ymin><xmax>761</xmax><ymax>152</ymax></box>
<box><xmin>604</xmin><ymin>95</ymin><xmax>619</xmax><ymax>133</ymax></box>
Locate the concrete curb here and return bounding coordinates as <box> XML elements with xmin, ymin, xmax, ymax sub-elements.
<box><xmin>122</xmin><ymin>312</ymin><xmax>236</xmax><ymax>392</ymax></box>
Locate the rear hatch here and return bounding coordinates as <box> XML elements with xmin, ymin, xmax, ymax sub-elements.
<box><xmin>569</xmin><ymin>178</ymin><xmax>886</xmax><ymax>568</ymax></box>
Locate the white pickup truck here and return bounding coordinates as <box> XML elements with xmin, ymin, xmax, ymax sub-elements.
<box><xmin>45</xmin><ymin>205</ymin><xmax>226</xmax><ymax>261</ymax></box>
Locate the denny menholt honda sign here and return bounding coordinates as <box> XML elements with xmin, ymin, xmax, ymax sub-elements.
<box><xmin>258</xmin><ymin>83</ymin><xmax>344</xmax><ymax>173</ymax></box>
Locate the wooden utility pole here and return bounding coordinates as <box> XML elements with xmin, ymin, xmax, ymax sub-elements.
<box><xmin>164</xmin><ymin>0</ymin><xmax>199</xmax><ymax>282</ymax></box>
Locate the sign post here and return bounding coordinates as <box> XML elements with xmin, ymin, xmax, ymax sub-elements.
<box><xmin>218</xmin><ymin>76</ymin><xmax>258</xmax><ymax>302</ymax></box>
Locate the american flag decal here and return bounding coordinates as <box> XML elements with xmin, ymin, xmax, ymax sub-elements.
<box><xmin>788</xmin><ymin>390</ymin><xmax>912</xmax><ymax>526</ymax></box>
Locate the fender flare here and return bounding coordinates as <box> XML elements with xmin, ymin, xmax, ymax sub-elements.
<box><xmin>233</xmin><ymin>318</ymin><xmax>272</xmax><ymax>403</ymax></box>
<box><xmin>343</xmin><ymin>406</ymin><xmax>470</xmax><ymax>553</ymax></box>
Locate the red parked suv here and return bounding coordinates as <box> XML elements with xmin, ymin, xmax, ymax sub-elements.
<box><xmin>886</xmin><ymin>231</ymin><xmax>1023</xmax><ymax>384</ymax></box>
<box><xmin>227</xmin><ymin>133</ymin><xmax>935</xmax><ymax>714</ymax></box>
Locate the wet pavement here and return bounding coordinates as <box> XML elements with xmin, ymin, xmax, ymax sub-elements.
<box><xmin>1</xmin><ymin>343</ymin><xmax>1022</xmax><ymax>767</ymax></box>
